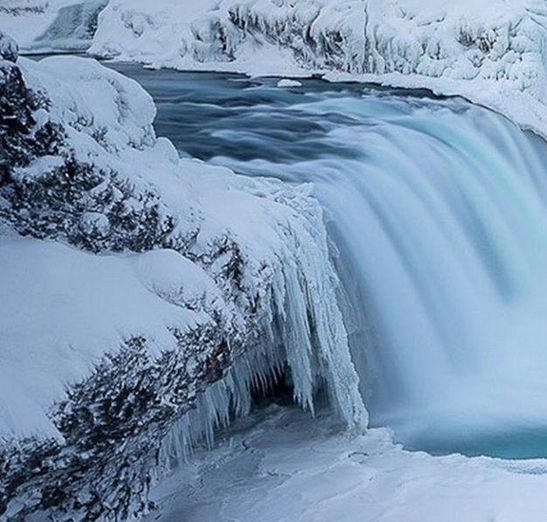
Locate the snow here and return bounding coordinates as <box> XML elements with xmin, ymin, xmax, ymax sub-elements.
<box><xmin>0</xmin><ymin>0</ymin><xmax>106</xmax><ymax>52</ymax></box>
<box><xmin>146</xmin><ymin>405</ymin><xmax>547</xmax><ymax>522</ymax></box>
<box><xmin>277</xmin><ymin>78</ymin><xmax>303</xmax><ymax>87</ymax></box>
<box><xmin>21</xmin><ymin>55</ymin><xmax>158</xmax><ymax>158</ymax></box>
<box><xmin>4</xmin><ymin>0</ymin><xmax>547</xmax><ymax>135</ymax></box>
<box><xmin>0</xmin><ymin>236</ymin><xmax>209</xmax><ymax>440</ymax></box>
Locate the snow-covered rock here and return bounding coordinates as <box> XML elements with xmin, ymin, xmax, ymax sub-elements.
<box><xmin>277</xmin><ymin>78</ymin><xmax>303</xmax><ymax>87</ymax></box>
<box><xmin>89</xmin><ymin>0</ymin><xmax>367</xmax><ymax>75</ymax></box>
<box><xmin>0</xmin><ymin>32</ymin><xmax>366</xmax><ymax>521</ymax></box>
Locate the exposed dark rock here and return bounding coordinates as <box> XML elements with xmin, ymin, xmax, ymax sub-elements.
<box><xmin>2</xmin><ymin>329</ymin><xmax>237</xmax><ymax>522</ymax></box>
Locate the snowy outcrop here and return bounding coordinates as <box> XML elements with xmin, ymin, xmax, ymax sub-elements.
<box><xmin>0</xmin><ymin>32</ymin><xmax>365</xmax><ymax>521</ymax></box>
<box><xmin>87</xmin><ymin>0</ymin><xmax>547</xmax><ymax>136</ymax></box>
<box><xmin>359</xmin><ymin>0</ymin><xmax>547</xmax><ymax>139</ymax></box>
<box><xmin>89</xmin><ymin>0</ymin><xmax>367</xmax><ymax>75</ymax></box>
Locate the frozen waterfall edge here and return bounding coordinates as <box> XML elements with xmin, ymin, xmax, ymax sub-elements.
<box><xmin>159</xmin><ymin>188</ymin><xmax>369</xmax><ymax>467</ymax></box>
<box><xmin>0</xmin><ymin>34</ymin><xmax>366</xmax><ymax>521</ymax></box>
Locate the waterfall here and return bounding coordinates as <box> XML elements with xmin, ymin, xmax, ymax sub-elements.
<box><xmin>293</xmin><ymin>97</ymin><xmax>547</xmax><ymax>454</ymax></box>
<box><xmin>114</xmin><ymin>66</ymin><xmax>547</xmax><ymax>457</ymax></box>
<box><xmin>240</xmin><ymin>92</ymin><xmax>547</xmax><ymax>456</ymax></box>
<box><xmin>227</xmin><ymin>96</ymin><xmax>547</xmax><ymax>455</ymax></box>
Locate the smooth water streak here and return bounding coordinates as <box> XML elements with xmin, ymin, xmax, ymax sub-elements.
<box><xmin>111</xmin><ymin>65</ymin><xmax>547</xmax><ymax>459</ymax></box>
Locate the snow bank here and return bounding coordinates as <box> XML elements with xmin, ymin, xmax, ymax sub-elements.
<box><xmin>87</xmin><ymin>0</ymin><xmax>547</xmax><ymax>136</ymax></box>
<box><xmin>2</xmin><ymin>51</ymin><xmax>366</xmax><ymax>440</ymax></box>
<box><xmin>349</xmin><ymin>0</ymin><xmax>547</xmax><ymax>138</ymax></box>
<box><xmin>0</xmin><ymin>237</ymin><xmax>213</xmax><ymax>440</ymax></box>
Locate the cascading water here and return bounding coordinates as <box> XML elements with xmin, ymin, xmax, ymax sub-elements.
<box><xmin>113</xmin><ymin>65</ymin><xmax>547</xmax><ymax>459</ymax></box>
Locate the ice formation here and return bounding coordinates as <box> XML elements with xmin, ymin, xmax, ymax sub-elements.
<box><xmin>277</xmin><ymin>78</ymin><xmax>303</xmax><ymax>87</ymax></box>
<box><xmin>146</xmin><ymin>406</ymin><xmax>547</xmax><ymax>522</ymax></box>
<box><xmin>0</xmin><ymin>33</ymin><xmax>365</xmax><ymax>520</ymax></box>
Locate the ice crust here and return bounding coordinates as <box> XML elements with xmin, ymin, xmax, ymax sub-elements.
<box><xmin>146</xmin><ymin>406</ymin><xmax>547</xmax><ymax>522</ymax></box>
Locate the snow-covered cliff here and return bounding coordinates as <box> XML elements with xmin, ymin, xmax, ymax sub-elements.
<box><xmin>0</xmin><ymin>31</ymin><xmax>365</xmax><ymax>521</ymax></box>
<box><xmin>88</xmin><ymin>0</ymin><xmax>547</xmax><ymax>136</ymax></box>
<box><xmin>4</xmin><ymin>0</ymin><xmax>546</xmax><ymax>136</ymax></box>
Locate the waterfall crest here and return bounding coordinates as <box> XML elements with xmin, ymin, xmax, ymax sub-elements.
<box><xmin>266</xmin><ymin>93</ymin><xmax>547</xmax><ymax>455</ymax></box>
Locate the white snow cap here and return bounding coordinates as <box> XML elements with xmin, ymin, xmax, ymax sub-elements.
<box><xmin>277</xmin><ymin>79</ymin><xmax>303</xmax><ymax>88</ymax></box>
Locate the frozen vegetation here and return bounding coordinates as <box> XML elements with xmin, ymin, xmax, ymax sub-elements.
<box><xmin>0</xmin><ymin>32</ymin><xmax>365</xmax><ymax>520</ymax></box>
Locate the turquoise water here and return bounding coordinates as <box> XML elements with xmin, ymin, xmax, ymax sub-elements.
<box><xmin>110</xmin><ymin>64</ymin><xmax>547</xmax><ymax>460</ymax></box>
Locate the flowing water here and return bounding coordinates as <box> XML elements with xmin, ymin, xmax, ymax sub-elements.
<box><xmin>111</xmin><ymin>64</ymin><xmax>547</xmax><ymax>459</ymax></box>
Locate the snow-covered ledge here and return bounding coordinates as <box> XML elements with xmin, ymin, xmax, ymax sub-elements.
<box><xmin>0</xmin><ymin>32</ymin><xmax>365</xmax><ymax>521</ymax></box>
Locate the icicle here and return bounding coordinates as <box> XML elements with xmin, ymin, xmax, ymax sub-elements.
<box><xmin>157</xmin><ymin>336</ymin><xmax>287</xmax><ymax>469</ymax></box>
<box><xmin>157</xmin><ymin>191</ymin><xmax>368</xmax><ymax>473</ymax></box>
